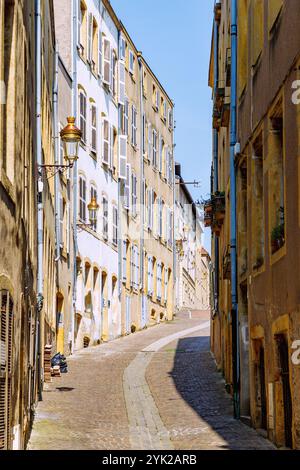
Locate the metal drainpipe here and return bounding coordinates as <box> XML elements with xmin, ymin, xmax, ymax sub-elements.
<box><xmin>213</xmin><ymin>8</ymin><xmax>219</xmax><ymax>316</ymax></box>
<box><xmin>172</xmin><ymin>106</ymin><xmax>176</xmax><ymax>316</ymax></box>
<box><xmin>53</xmin><ymin>43</ymin><xmax>61</xmax><ymax>265</ymax></box>
<box><xmin>118</xmin><ymin>30</ymin><xmax>123</xmax><ymax>306</ymax></box>
<box><xmin>138</xmin><ymin>56</ymin><xmax>145</xmax><ymax>326</ymax></box>
<box><xmin>71</xmin><ymin>0</ymin><xmax>78</xmax><ymax>354</ymax></box>
<box><xmin>35</xmin><ymin>0</ymin><xmax>43</xmax><ymax>402</ymax></box>
<box><xmin>229</xmin><ymin>0</ymin><xmax>240</xmax><ymax>419</ymax></box>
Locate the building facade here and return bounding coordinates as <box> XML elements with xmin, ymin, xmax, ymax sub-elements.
<box><xmin>174</xmin><ymin>164</ymin><xmax>206</xmax><ymax>312</ymax></box>
<box><xmin>0</xmin><ymin>0</ymin><xmax>56</xmax><ymax>450</ymax></box>
<box><xmin>209</xmin><ymin>0</ymin><xmax>300</xmax><ymax>449</ymax></box>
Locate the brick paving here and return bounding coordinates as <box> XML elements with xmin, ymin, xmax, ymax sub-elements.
<box><xmin>28</xmin><ymin>311</ymin><xmax>275</xmax><ymax>450</ymax></box>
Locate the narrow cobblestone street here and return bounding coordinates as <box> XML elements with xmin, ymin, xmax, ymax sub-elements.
<box><xmin>27</xmin><ymin>312</ymin><xmax>274</xmax><ymax>450</ymax></box>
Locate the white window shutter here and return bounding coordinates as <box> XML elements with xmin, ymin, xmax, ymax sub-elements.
<box><xmin>119</xmin><ymin>60</ymin><xmax>126</xmax><ymax>105</ymax></box>
<box><xmin>148</xmin><ymin>123</ymin><xmax>152</xmax><ymax>161</ymax></box>
<box><xmin>91</xmin><ymin>104</ymin><xmax>97</xmax><ymax>153</ymax></box>
<box><xmin>109</xmin><ymin>47</ymin><xmax>114</xmax><ymax>92</ymax></box>
<box><xmin>119</xmin><ymin>135</ymin><xmax>127</xmax><ymax>180</ymax></box>
<box><xmin>124</xmin><ymin>163</ymin><xmax>131</xmax><ymax>209</ymax></box>
<box><xmin>98</xmin><ymin>31</ymin><xmax>103</xmax><ymax>77</ymax></box>
<box><xmin>119</xmin><ymin>35</ymin><xmax>126</xmax><ymax>61</ymax></box>
<box><xmin>109</xmin><ymin>125</ymin><xmax>114</xmax><ymax>169</ymax></box>
<box><xmin>122</xmin><ymin>240</ymin><xmax>127</xmax><ymax>283</ymax></box>
<box><xmin>102</xmin><ymin>118</ymin><xmax>109</xmax><ymax>164</ymax></box>
<box><xmin>103</xmin><ymin>38</ymin><xmax>111</xmax><ymax>85</ymax></box>
<box><xmin>165</xmin><ymin>145</ymin><xmax>168</xmax><ymax>179</ymax></box>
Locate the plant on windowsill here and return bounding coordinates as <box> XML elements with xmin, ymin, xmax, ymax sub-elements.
<box><xmin>213</xmin><ymin>191</ymin><xmax>226</xmax><ymax>222</ymax></box>
<box><xmin>271</xmin><ymin>223</ymin><xmax>285</xmax><ymax>254</ymax></box>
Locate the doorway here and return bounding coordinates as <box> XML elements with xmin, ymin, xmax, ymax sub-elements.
<box><xmin>276</xmin><ymin>334</ymin><xmax>293</xmax><ymax>448</ymax></box>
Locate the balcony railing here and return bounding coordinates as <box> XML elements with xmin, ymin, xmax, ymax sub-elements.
<box><xmin>203</xmin><ymin>191</ymin><xmax>226</xmax><ymax>236</ymax></box>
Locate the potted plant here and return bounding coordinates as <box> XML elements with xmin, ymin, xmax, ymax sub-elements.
<box><xmin>213</xmin><ymin>191</ymin><xmax>226</xmax><ymax>222</ymax></box>
<box><xmin>271</xmin><ymin>223</ymin><xmax>285</xmax><ymax>254</ymax></box>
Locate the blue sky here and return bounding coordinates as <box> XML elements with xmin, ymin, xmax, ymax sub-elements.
<box><xmin>112</xmin><ymin>0</ymin><xmax>215</xmax><ymax>251</ymax></box>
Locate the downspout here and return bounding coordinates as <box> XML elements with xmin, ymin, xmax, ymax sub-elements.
<box><xmin>138</xmin><ymin>56</ymin><xmax>145</xmax><ymax>326</ymax></box>
<box><xmin>172</xmin><ymin>105</ymin><xmax>176</xmax><ymax>317</ymax></box>
<box><xmin>53</xmin><ymin>43</ymin><xmax>61</xmax><ymax>265</ymax></box>
<box><xmin>229</xmin><ymin>0</ymin><xmax>240</xmax><ymax>419</ymax></box>
<box><xmin>71</xmin><ymin>0</ymin><xmax>78</xmax><ymax>353</ymax></box>
<box><xmin>35</xmin><ymin>0</ymin><xmax>43</xmax><ymax>401</ymax></box>
<box><xmin>213</xmin><ymin>8</ymin><xmax>219</xmax><ymax>316</ymax></box>
<box><xmin>118</xmin><ymin>30</ymin><xmax>123</xmax><ymax>312</ymax></box>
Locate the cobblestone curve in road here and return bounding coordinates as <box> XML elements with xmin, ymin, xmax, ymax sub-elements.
<box><xmin>123</xmin><ymin>321</ymin><xmax>210</xmax><ymax>450</ymax></box>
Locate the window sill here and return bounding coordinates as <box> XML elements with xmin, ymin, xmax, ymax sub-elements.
<box><xmin>160</xmin><ymin>116</ymin><xmax>167</xmax><ymax>125</ymax></box>
<box><xmin>152</xmin><ymin>105</ymin><xmax>158</xmax><ymax>113</ymax></box>
<box><xmin>270</xmin><ymin>243</ymin><xmax>286</xmax><ymax>266</ymax></box>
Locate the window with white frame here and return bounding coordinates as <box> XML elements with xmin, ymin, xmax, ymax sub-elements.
<box><xmin>147</xmin><ymin>187</ymin><xmax>153</xmax><ymax>230</ymax></box>
<box><xmin>152</xmin><ymin>129</ymin><xmax>157</xmax><ymax>167</ymax></box>
<box><xmin>167</xmin><ymin>209</ymin><xmax>173</xmax><ymax>246</ymax></box>
<box><xmin>98</xmin><ymin>28</ymin><xmax>102</xmax><ymax>76</ymax></box>
<box><xmin>132</xmin><ymin>172</ymin><xmax>137</xmax><ymax>216</ymax></box>
<box><xmin>87</xmin><ymin>12</ymin><xmax>93</xmax><ymax>63</ymax></box>
<box><xmin>102</xmin><ymin>118</ymin><xmax>109</xmax><ymax>164</ymax></box>
<box><xmin>168</xmin><ymin>108</ymin><xmax>173</xmax><ymax>129</ymax></box>
<box><xmin>157</xmin><ymin>262</ymin><xmax>162</xmax><ymax>301</ymax></box>
<box><xmin>79</xmin><ymin>176</ymin><xmax>86</xmax><ymax>222</ymax></box>
<box><xmin>164</xmin><ymin>145</ymin><xmax>169</xmax><ymax>180</ymax></box>
<box><xmin>78</xmin><ymin>1</ymin><xmax>87</xmax><ymax>56</ymax></box>
<box><xmin>129</xmin><ymin>49</ymin><xmax>135</xmax><ymax>75</ymax></box>
<box><xmin>168</xmin><ymin>150</ymin><xmax>173</xmax><ymax>185</ymax></box>
<box><xmin>121</xmin><ymin>98</ymin><xmax>129</xmax><ymax>136</ymax></box>
<box><xmin>122</xmin><ymin>239</ymin><xmax>127</xmax><ymax>283</ymax></box>
<box><xmin>102</xmin><ymin>195</ymin><xmax>108</xmax><ymax>239</ymax></box>
<box><xmin>163</xmin><ymin>101</ymin><xmax>167</xmax><ymax>122</ymax></box>
<box><xmin>148</xmin><ymin>123</ymin><xmax>152</xmax><ymax>161</ymax></box>
<box><xmin>119</xmin><ymin>60</ymin><xmax>126</xmax><ymax>105</ymax></box>
<box><xmin>90</xmin><ymin>103</ymin><xmax>97</xmax><ymax>153</ymax></box>
<box><xmin>79</xmin><ymin>90</ymin><xmax>87</xmax><ymax>143</ymax></box>
<box><xmin>135</xmin><ymin>245</ymin><xmax>139</xmax><ymax>289</ymax></box>
<box><xmin>111</xmin><ymin>51</ymin><xmax>117</xmax><ymax>97</ymax></box>
<box><xmin>142</xmin><ymin>114</ymin><xmax>146</xmax><ymax>155</ymax></box>
<box><xmin>90</xmin><ymin>185</ymin><xmax>97</xmax><ymax>231</ymax></box>
<box><xmin>130</xmin><ymin>245</ymin><xmax>139</xmax><ymax>290</ymax></box>
<box><xmin>103</xmin><ymin>36</ymin><xmax>111</xmax><ymax>86</ymax></box>
<box><xmin>164</xmin><ymin>266</ymin><xmax>168</xmax><ymax>304</ymax></box>
<box><xmin>112</xmin><ymin>205</ymin><xmax>118</xmax><ymax>246</ymax></box>
<box><xmin>59</xmin><ymin>194</ymin><xmax>65</xmax><ymax>248</ymax></box>
<box><xmin>124</xmin><ymin>163</ymin><xmax>131</xmax><ymax>209</ymax></box>
<box><xmin>159</xmin><ymin>137</ymin><xmax>164</xmax><ymax>173</ymax></box>
<box><xmin>147</xmin><ymin>255</ymin><xmax>153</xmax><ymax>296</ymax></box>
<box><xmin>119</xmin><ymin>35</ymin><xmax>126</xmax><ymax>61</ymax></box>
<box><xmin>131</xmin><ymin>105</ymin><xmax>137</xmax><ymax>147</ymax></box>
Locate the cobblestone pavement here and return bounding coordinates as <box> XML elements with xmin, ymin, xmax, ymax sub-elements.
<box><xmin>28</xmin><ymin>311</ymin><xmax>275</xmax><ymax>450</ymax></box>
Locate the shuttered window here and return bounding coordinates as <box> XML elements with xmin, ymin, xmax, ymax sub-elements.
<box><xmin>164</xmin><ymin>268</ymin><xmax>168</xmax><ymax>304</ymax></box>
<box><xmin>119</xmin><ymin>60</ymin><xmax>126</xmax><ymax>105</ymax></box>
<box><xmin>112</xmin><ymin>206</ymin><xmax>118</xmax><ymax>246</ymax></box>
<box><xmin>90</xmin><ymin>186</ymin><xmax>97</xmax><ymax>231</ymax></box>
<box><xmin>102</xmin><ymin>118</ymin><xmax>109</xmax><ymax>165</ymax></box>
<box><xmin>102</xmin><ymin>195</ymin><xmax>108</xmax><ymax>239</ymax></box>
<box><xmin>0</xmin><ymin>291</ymin><xmax>13</xmax><ymax>450</ymax></box>
<box><xmin>79</xmin><ymin>176</ymin><xmax>86</xmax><ymax>222</ymax></box>
<box><xmin>152</xmin><ymin>129</ymin><xmax>157</xmax><ymax>167</ymax></box>
<box><xmin>124</xmin><ymin>164</ymin><xmax>131</xmax><ymax>210</ymax></box>
<box><xmin>79</xmin><ymin>91</ymin><xmax>87</xmax><ymax>143</ymax></box>
<box><xmin>122</xmin><ymin>240</ymin><xmax>127</xmax><ymax>283</ymax></box>
<box><xmin>119</xmin><ymin>135</ymin><xmax>127</xmax><ymax>180</ymax></box>
<box><xmin>103</xmin><ymin>37</ymin><xmax>111</xmax><ymax>85</ymax></box>
<box><xmin>132</xmin><ymin>172</ymin><xmax>137</xmax><ymax>216</ymax></box>
<box><xmin>131</xmin><ymin>106</ymin><xmax>137</xmax><ymax>147</ymax></box>
<box><xmin>91</xmin><ymin>104</ymin><xmax>97</xmax><ymax>153</ymax></box>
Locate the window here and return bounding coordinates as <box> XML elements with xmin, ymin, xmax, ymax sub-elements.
<box><xmin>103</xmin><ymin>37</ymin><xmax>111</xmax><ymax>86</ymax></box>
<box><xmin>112</xmin><ymin>206</ymin><xmax>118</xmax><ymax>246</ymax></box>
<box><xmin>79</xmin><ymin>90</ymin><xmax>87</xmax><ymax>143</ymax></box>
<box><xmin>59</xmin><ymin>124</ymin><xmax>64</xmax><ymax>165</ymax></box>
<box><xmin>143</xmin><ymin>68</ymin><xmax>147</xmax><ymax>96</ymax></box>
<box><xmin>111</xmin><ymin>51</ymin><xmax>117</xmax><ymax>97</ymax></box>
<box><xmin>161</xmin><ymin>97</ymin><xmax>167</xmax><ymax>121</ymax></box>
<box><xmin>167</xmin><ymin>208</ymin><xmax>173</xmax><ymax>246</ymax></box>
<box><xmin>122</xmin><ymin>240</ymin><xmax>127</xmax><ymax>283</ymax></box>
<box><xmin>131</xmin><ymin>245</ymin><xmax>139</xmax><ymax>290</ymax></box>
<box><xmin>148</xmin><ymin>123</ymin><xmax>152</xmax><ymax>161</ymax></box>
<box><xmin>168</xmin><ymin>109</ymin><xmax>173</xmax><ymax>129</ymax></box>
<box><xmin>132</xmin><ymin>172</ymin><xmax>137</xmax><ymax>216</ymax></box>
<box><xmin>79</xmin><ymin>176</ymin><xmax>86</xmax><ymax>221</ymax></box>
<box><xmin>157</xmin><ymin>262</ymin><xmax>162</xmax><ymax>301</ymax></box>
<box><xmin>153</xmin><ymin>85</ymin><xmax>159</xmax><ymax>110</ymax></box>
<box><xmin>124</xmin><ymin>164</ymin><xmax>131</xmax><ymax>209</ymax></box>
<box><xmin>102</xmin><ymin>195</ymin><xmax>108</xmax><ymax>239</ymax></box>
<box><xmin>159</xmin><ymin>137</ymin><xmax>164</xmax><ymax>173</ymax></box>
<box><xmin>158</xmin><ymin>198</ymin><xmax>164</xmax><ymax>238</ymax></box>
<box><xmin>131</xmin><ymin>105</ymin><xmax>137</xmax><ymax>147</ymax></box>
<box><xmin>98</xmin><ymin>28</ymin><xmax>102</xmax><ymax>76</ymax></box>
<box><xmin>164</xmin><ymin>145</ymin><xmax>169</xmax><ymax>180</ymax></box>
<box><xmin>78</xmin><ymin>1</ymin><xmax>87</xmax><ymax>56</ymax></box>
<box><xmin>252</xmin><ymin>132</ymin><xmax>264</xmax><ymax>267</ymax></box>
<box><xmin>121</xmin><ymin>98</ymin><xmax>129</xmax><ymax>136</ymax></box>
<box><xmin>119</xmin><ymin>60</ymin><xmax>126</xmax><ymax>105</ymax></box>
<box><xmin>87</xmin><ymin>12</ymin><xmax>93</xmax><ymax>63</ymax></box>
<box><xmin>147</xmin><ymin>255</ymin><xmax>153</xmax><ymax>296</ymax></box>
<box><xmin>129</xmin><ymin>49</ymin><xmax>135</xmax><ymax>75</ymax></box>
<box><xmin>119</xmin><ymin>35</ymin><xmax>126</xmax><ymax>61</ymax></box>
<box><xmin>102</xmin><ymin>118</ymin><xmax>109</xmax><ymax>164</ymax></box>
<box><xmin>90</xmin><ymin>103</ymin><xmax>97</xmax><ymax>153</ymax></box>
<box><xmin>91</xmin><ymin>18</ymin><xmax>98</xmax><ymax>73</ymax></box>
<box><xmin>269</xmin><ymin>102</ymin><xmax>285</xmax><ymax>255</ymax></box>
<box><xmin>90</xmin><ymin>186</ymin><xmax>97</xmax><ymax>231</ymax></box>
<box><xmin>142</xmin><ymin>114</ymin><xmax>146</xmax><ymax>155</ymax></box>
<box><xmin>168</xmin><ymin>149</ymin><xmax>173</xmax><ymax>185</ymax></box>
<box><xmin>164</xmin><ymin>267</ymin><xmax>169</xmax><ymax>304</ymax></box>
<box><xmin>119</xmin><ymin>134</ymin><xmax>127</xmax><ymax>180</ymax></box>
<box><xmin>152</xmin><ymin>129</ymin><xmax>158</xmax><ymax>167</ymax></box>
<box><xmin>147</xmin><ymin>188</ymin><xmax>153</xmax><ymax>230</ymax></box>
<box><xmin>59</xmin><ymin>195</ymin><xmax>65</xmax><ymax>247</ymax></box>
<box><xmin>238</xmin><ymin>0</ymin><xmax>249</xmax><ymax>97</ymax></box>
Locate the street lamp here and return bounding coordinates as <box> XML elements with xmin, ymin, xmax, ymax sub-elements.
<box><xmin>77</xmin><ymin>197</ymin><xmax>99</xmax><ymax>231</ymax></box>
<box><xmin>60</xmin><ymin>117</ymin><xmax>82</xmax><ymax>166</ymax></box>
<box><xmin>38</xmin><ymin>117</ymin><xmax>82</xmax><ymax>178</ymax></box>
